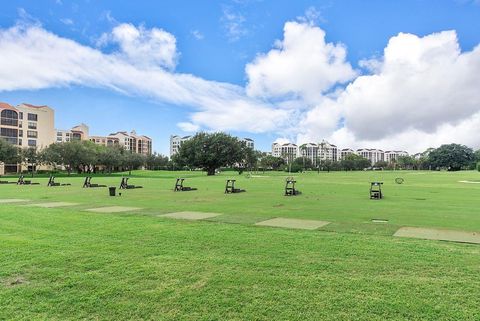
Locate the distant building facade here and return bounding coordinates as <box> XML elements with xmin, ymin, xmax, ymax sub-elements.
<box><xmin>170</xmin><ymin>134</ymin><xmax>254</xmax><ymax>158</ymax></box>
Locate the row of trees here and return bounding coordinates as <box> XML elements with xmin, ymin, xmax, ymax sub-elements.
<box><xmin>2</xmin><ymin>135</ymin><xmax>480</xmax><ymax>175</ymax></box>
<box><xmin>0</xmin><ymin>139</ymin><xmax>169</xmax><ymax>174</ymax></box>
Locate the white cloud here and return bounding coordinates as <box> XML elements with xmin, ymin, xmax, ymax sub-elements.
<box><xmin>60</xmin><ymin>18</ymin><xmax>74</xmax><ymax>25</ymax></box>
<box><xmin>245</xmin><ymin>21</ymin><xmax>357</xmax><ymax>103</ymax></box>
<box><xmin>97</xmin><ymin>23</ymin><xmax>179</xmax><ymax>70</ymax></box>
<box><xmin>2</xmin><ymin>17</ymin><xmax>480</xmax><ymax>153</ymax></box>
<box><xmin>0</xmin><ymin>23</ymin><xmax>289</xmax><ymax>134</ymax></box>
<box><xmin>221</xmin><ymin>8</ymin><xmax>247</xmax><ymax>42</ymax></box>
<box><xmin>177</xmin><ymin>122</ymin><xmax>200</xmax><ymax>132</ymax></box>
<box><xmin>299</xmin><ymin>30</ymin><xmax>480</xmax><ymax>152</ymax></box>
<box><xmin>191</xmin><ymin>30</ymin><xmax>204</xmax><ymax>40</ymax></box>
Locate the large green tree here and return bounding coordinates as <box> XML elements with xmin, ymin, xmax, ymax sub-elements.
<box><xmin>0</xmin><ymin>138</ymin><xmax>19</xmax><ymax>164</ymax></box>
<box><xmin>260</xmin><ymin>155</ymin><xmax>285</xmax><ymax>170</ymax></box>
<box><xmin>428</xmin><ymin>143</ymin><xmax>475</xmax><ymax>171</ymax></box>
<box><xmin>41</xmin><ymin>140</ymin><xmax>99</xmax><ymax>174</ymax></box>
<box><xmin>173</xmin><ymin>132</ymin><xmax>247</xmax><ymax>175</ymax></box>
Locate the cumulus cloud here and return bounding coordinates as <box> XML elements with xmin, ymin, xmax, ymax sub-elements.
<box><xmin>2</xmin><ymin>16</ymin><xmax>480</xmax><ymax>153</ymax></box>
<box><xmin>97</xmin><ymin>23</ymin><xmax>178</xmax><ymax>70</ymax></box>
<box><xmin>0</xmin><ymin>23</ymin><xmax>289</xmax><ymax>133</ymax></box>
<box><xmin>245</xmin><ymin>21</ymin><xmax>356</xmax><ymax>103</ymax></box>
<box><xmin>298</xmin><ymin>30</ymin><xmax>480</xmax><ymax>152</ymax></box>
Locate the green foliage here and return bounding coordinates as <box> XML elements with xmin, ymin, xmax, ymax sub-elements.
<box><xmin>145</xmin><ymin>153</ymin><xmax>169</xmax><ymax>170</ymax></box>
<box><xmin>0</xmin><ymin>138</ymin><xmax>19</xmax><ymax>164</ymax></box>
<box><xmin>260</xmin><ymin>155</ymin><xmax>285</xmax><ymax>170</ymax></box>
<box><xmin>340</xmin><ymin>154</ymin><xmax>371</xmax><ymax>171</ymax></box>
<box><xmin>428</xmin><ymin>143</ymin><xmax>475</xmax><ymax>171</ymax></box>
<box><xmin>173</xmin><ymin>132</ymin><xmax>248</xmax><ymax>175</ymax></box>
<box><xmin>374</xmin><ymin>160</ymin><xmax>388</xmax><ymax>168</ymax></box>
<box><xmin>293</xmin><ymin>156</ymin><xmax>313</xmax><ymax>169</ymax></box>
<box><xmin>40</xmin><ymin>141</ymin><xmax>155</xmax><ymax>174</ymax></box>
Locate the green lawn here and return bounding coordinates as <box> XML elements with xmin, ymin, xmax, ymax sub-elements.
<box><xmin>1</xmin><ymin>170</ymin><xmax>480</xmax><ymax>320</ymax></box>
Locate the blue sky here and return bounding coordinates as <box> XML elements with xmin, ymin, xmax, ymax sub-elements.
<box><xmin>1</xmin><ymin>0</ymin><xmax>480</xmax><ymax>154</ymax></box>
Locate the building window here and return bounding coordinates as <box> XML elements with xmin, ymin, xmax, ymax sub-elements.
<box><xmin>19</xmin><ymin>130</ymin><xmax>23</xmax><ymax>136</ymax></box>
<box><xmin>19</xmin><ymin>112</ymin><xmax>23</xmax><ymax>119</ymax></box>
<box><xmin>57</xmin><ymin>137</ymin><xmax>62</xmax><ymax>142</ymax></box>
<box><xmin>0</xmin><ymin>109</ymin><xmax>19</xmax><ymax>126</ymax></box>
<box><xmin>18</xmin><ymin>139</ymin><xmax>22</xmax><ymax>145</ymax></box>
<box><xmin>0</xmin><ymin>127</ymin><xmax>18</xmax><ymax>145</ymax></box>
<box><xmin>28</xmin><ymin>122</ymin><xmax>37</xmax><ymax>129</ymax></box>
<box><xmin>57</xmin><ymin>132</ymin><xmax>63</xmax><ymax>136</ymax></box>
<box><xmin>27</xmin><ymin>130</ymin><xmax>37</xmax><ymax>138</ymax></box>
<box><xmin>28</xmin><ymin>139</ymin><xmax>36</xmax><ymax>146</ymax></box>
<box><xmin>27</xmin><ymin>113</ymin><xmax>38</xmax><ymax>121</ymax></box>
<box><xmin>72</xmin><ymin>133</ymin><xmax>81</xmax><ymax>140</ymax></box>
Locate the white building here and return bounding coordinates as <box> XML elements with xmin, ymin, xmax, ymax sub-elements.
<box><xmin>272</xmin><ymin>143</ymin><xmax>298</xmax><ymax>163</ymax></box>
<box><xmin>356</xmin><ymin>149</ymin><xmax>384</xmax><ymax>165</ymax></box>
<box><xmin>318</xmin><ymin>140</ymin><xmax>338</xmax><ymax>162</ymax></box>
<box><xmin>299</xmin><ymin>143</ymin><xmax>319</xmax><ymax>166</ymax></box>
<box><xmin>384</xmin><ymin>150</ymin><xmax>409</xmax><ymax>163</ymax></box>
<box><xmin>170</xmin><ymin>135</ymin><xmax>192</xmax><ymax>157</ymax></box>
<box><xmin>340</xmin><ymin>148</ymin><xmax>355</xmax><ymax>160</ymax></box>
<box><xmin>240</xmin><ymin>137</ymin><xmax>254</xmax><ymax>149</ymax></box>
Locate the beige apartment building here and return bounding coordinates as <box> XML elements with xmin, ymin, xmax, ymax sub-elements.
<box><xmin>1</xmin><ymin>101</ymin><xmax>153</xmax><ymax>174</ymax></box>
<box><xmin>1</xmin><ymin>102</ymin><xmax>56</xmax><ymax>174</ymax></box>
<box><xmin>56</xmin><ymin>123</ymin><xmax>89</xmax><ymax>143</ymax></box>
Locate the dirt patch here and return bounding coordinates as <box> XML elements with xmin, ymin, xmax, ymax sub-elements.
<box><xmin>255</xmin><ymin>218</ymin><xmax>330</xmax><ymax>230</ymax></box>
<box><xmin>273</xmin><ymin>204</ymin><xmax>284</xmax><ymax>208</ymax></box>
<box><xmin>159</xmin><ymin>211</ymin><xmax>221</xmax><ymax>220</ymax></box>
<box><xmin>3</xmin><ymin>276</ymin><xmax>29</xmax><ymax>288</ymax></box>
<box><xmin>371</xmin><ymin>219</ymin><xmax>389</xmax><ymax>223</ymax></box>
<box><xmin>394</xmin><ymin>227</ymin><xmax>480</xmax><ymax>244</ymax></box>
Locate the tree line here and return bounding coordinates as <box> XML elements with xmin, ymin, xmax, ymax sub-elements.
<box><xmin>2</xmin><ymin>134</ymin><xmax>480</xmax><ymax>175</ymax></box>
<box><xmin>0</xmin><ymin>139</ymin><xmax>169</xmax><ymax>174</ymax></box>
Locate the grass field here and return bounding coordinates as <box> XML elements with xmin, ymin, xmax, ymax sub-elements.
<box><xmin>1</xmin><ymin>170</ymin><xmax>480</xmax><ymax>320</ymax></box>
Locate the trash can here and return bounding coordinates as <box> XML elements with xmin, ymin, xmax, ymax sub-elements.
<box><xmin>109</xmin><ymin>186</ymin><xmax>116</xmax><ymax>196</ymax></box>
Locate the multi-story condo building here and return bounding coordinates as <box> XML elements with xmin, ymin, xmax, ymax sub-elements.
<box><xmin>1</xmin><ymin>102</ymin><xmax>55</xmax><ymax>150</ymax></box>
<box><xmin>106</xmin><ymin>131</ymin><xmax>152</xmax><ymax>156</ymax></box>
<box><xmin>56</xmin><ymin>123</ymin><xmax>89</xmax><ymax>143</ymax></box>
<box><xmin>170</xmin><ymin>135</ymin><xmax>254</xmax><ymax>157</ymax></box>
<box><xmin>240</xmin><ymin>138</ymin><xmax>254</xmax><ymax>149</ymax></box>
<box><xmin>89</xmin><ymin>135</ymin><xmax>120</xmax><ymax>147</ymax></box>
<box><xmin>340</xmin><ymin>148</ymin><xmax>355</xmax><ymax>160</ymax></box>
<box><xmin>297</xmin><ymin>141</ymin><xmax>338</xmax><ymax>166</ymax></box>
<box><xmin>356</xmin><ymin>148</ymin><xmax>384</xmax><ymax>165</ymax></box>
<box><xmin>384</xmin><ymin>150</ymin><xmax>409</xmax><ymax>163</ymax></box>
<box><xmin>272</xmin><ymin>142</ymin><xmax>298</xmax><ymax>163</ymax></box>
<box><xmin>170</xmin><ymin>135</ymin><xmax>192</xmax><ymax>157</ymax></box>
<box><xmin>318</xmin><ymin>140</ymin><xmax>338</xmax><ymax>162</ymax></box>
<box><xmin>299</xmin><ymin>143</ymin><xmax>319</xmax><ymax>166</ymax></box>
